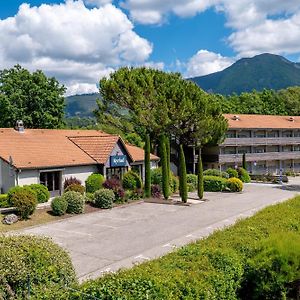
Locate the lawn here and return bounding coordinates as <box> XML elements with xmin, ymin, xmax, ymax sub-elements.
<box><xmin>0</xmin><ymin>208</ymin><xmax>70</xmax><ymax>233</ymax></box>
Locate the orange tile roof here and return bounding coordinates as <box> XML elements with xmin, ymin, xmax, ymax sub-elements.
<box><xmin>0</xmin><ymin>128</ymin><xmax>157</xmax><ymax>169</ymax></box>
<box><xmin>224</xmin><ymin>114</ymin><xmax>300</xmax><ymax>129</ymax></box>
<box><xmin>69</xmin><ymin>135</ymin><xmax>129</xmax><ymax>164</ymax></box>
<box><xmin>0</xmin><ymin>129</ymin><xmax>105</xmax><ymax>169</ymax></box>
<box><xmin>125</xmin><ymin>143</ymin><xmax>159</xmax><ymax>162</ymax></box>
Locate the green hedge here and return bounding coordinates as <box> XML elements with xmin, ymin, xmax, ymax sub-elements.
<box><xmin>203</xmin><ymin>175</ymin><xmax>228</xmax><ymax>192</ymax></box>
<box><xmin>62</xmin><ymin>191</ymin><xmax>85</xmax><ymax>214</ymax></box>
<box><xmin>151</xmin><ymin>168</ymin><xmax>179</xmax><ymax>193</ymax></box>
<box><xmin>0</xmin><ymin>194</ymin><xmax>8</xmax><ymax>208</ymax></box>
<box><xmin>226</xmin><ymin>168</ymin><xmax>239</xmax><ymax>178</ymax></box>
<box><xmin>122</xmin><ymin>170</ymin><xmax>142</xmax><ymax>190</ymax></box>
<box><xmin>73</xmin><ymin>196</ymin><xmax>300</xmax><ymax>300</ymax></box>
<box><xmin>0</xmin><ymin>235</ymin><xmax>77</xmax><ymax>299</ymax></box>
<box><xmin>203</xmin><ymin>169</ymin><xmax>229</xmax><ymax>178</ymax></box>
<box><xmin>85</xmin><ymin>173</ymin><xmax>104</xmax><ymax>193</ymax></box>
<box><xmin>187</xmin><ymin>174</ymin><xmax>198</xmax><ymax>192</ymax></box>
<box><xmin>28</xmin><ymin>184</ymin><xmax>50</xmax><ymax>203</ymax></box>
<box><xmin>51</xmin><ymin>196</ymin><xmax>68</xmax><ymax>216</ymax></box>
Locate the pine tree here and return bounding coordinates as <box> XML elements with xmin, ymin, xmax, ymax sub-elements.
<box><xmin>179</xmin><ymin>144</ymin><xmax>188</xmax><ymax>203</ymax></box>
<box><xmin>160</xmin><ymin>135</ymin><xmax>169</xmax><ymax>200</ymax></box>
<box><xmin>144</xmin><ymin>134</ymin><xmax>151</xmax><ymax>198</ymax></box>
<box><xmin>197</xmin><ymin>148</ymin><xmax>204</xmax><ymax>200</ymax></box>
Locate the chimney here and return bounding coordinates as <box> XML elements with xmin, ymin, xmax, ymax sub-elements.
<box><xmin>288</xmin><ymin>117</ymin><xmax>295</xmax><ymax>122</ymax></box>
<box><xmin>232</xmin><ymin>115</ymin><xmax>240</xmax><ymax>121</ymax></box>
<box><xmin>15</xmin><ymin>120</ymin><xmax>25</xmax><ymax>133</ymax></box>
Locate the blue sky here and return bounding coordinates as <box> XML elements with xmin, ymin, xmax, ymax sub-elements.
<box><xmin>1</xmin><ymin>0</ymin><xmax>300</xmax><ymax>95</ymax></box>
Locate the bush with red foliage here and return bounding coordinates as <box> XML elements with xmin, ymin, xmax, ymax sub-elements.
<box><xmin>63</xmin><ymin>177</ymin><xmax>82</xmax><ymax>189</ymax></box>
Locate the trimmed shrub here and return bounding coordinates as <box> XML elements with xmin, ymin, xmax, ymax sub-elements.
<box><xmin>0</xmin><ymin>194</ymin><xmax>9</xmax><ymax>208</ymax></box>
<box><xmin>62</xmin><ymin>191</ymin><xmax>85</xmax><ymax>214</ymax></box>
<box><xmin>85</xmin><ymin>192</ymin><xmax>94</xmax><ymax>203</ymax></box>
<box><xmin>63</xmin><ymin>176</ymin><xmax>82</xmax><ymax>189</ymax></box>
<box><xmin>241</xmin><ymin>232</ymin><xmax>300</xmax><ymax>299</ymax></box>
<box><xmin>0</xmin><ymin>235</ymin><xmax>77</xmax><ymax>298</ymax></box>
<box><xmin>10</xmin><ymin>188</ymin><xmax>37</xmax><ymax>219</ymax></box>
<box><xmin>151</xmin><ymin>184</ymin><xmax>161</xmax><ymax>198</ymax></box>
<box><xmin>204</xmin><ymin>169</ymin><xmax>229</xmax><ymax>178</ymax></box>
<box><xmin>226</xmin><ymin>167</ymin><xmax>239</xmax><ymax>178</ymax></box>
<box><xmin>103</xmin><ymin>177</ymin><xmax>125</xmax><ymax>202</ymax></box>
<box><xmin>7</xmin><ymin>185</ymin><xmax>37</xmax><ymax>206</ymax></box>
<box><xmin>203</xmin><ymin>175</ymin><xmax>227</xmax><ymax>192</ymax></box>
<box><xmin>64</xmin><ymin>184</ymin><xmax>85</xmax><ymax>195</ymax></box>
<box><xmin>187</xmin><ymin>174</ymin><xmax>198</xmax><ymax>192</ymax></box>
<box><xmin>122</xmin><ymin>170</ymin><xmax>143</xmax><ymax>190</ymax></box>
<box><xmin>28</xmin><ymin>183</ymin><xmax>50</xmax><ymax>203</ymax></box>
<box><xmin>151</xmin><ymin>168</ymin><xmax>163</xmax><ymax>185</ymax></box>
<box><xmin>85</xmin><ymin>173</ymin><xmax>105</xmax><ymax>193</ymax></box>
<box><xmin>94</xmin><ymin>189</ymin><xmax>115</xmax><ymax>209</ymax></box>
<box><xmin>170</xmin><ymin>174</ymin><xmax>179</xmax><ymax>193</ymax></box>
<box><xmin>103</xmin><ymin>177</ymin><xmax>122</xmax><ymax>191</ymax></box>
<box><xmin>51</xmin><ymin>196</ymin><xmax>68</xmax><ymax>216</ymax></box>
<box><xmin>238</xmin><ymin>167</ymin><xmax>251</xmax><ymax>183</ymax></box>
<box><xmin>227</xmin><ymin>178</ymin><xmax>243</xmax><ymax>192</ymax></box>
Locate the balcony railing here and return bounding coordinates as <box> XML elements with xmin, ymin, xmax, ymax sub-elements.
<box><xmin>219</xmin><ymin>151</ymin><xmax>300</xmax><ymax>163</ymax></box>
<box><xmin>222</xmin><ymin>137</ymin><xmax>300</xmax><ymax>146</ymax></box>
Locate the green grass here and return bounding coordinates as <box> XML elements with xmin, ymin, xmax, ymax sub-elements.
<box><xmin>73</xmin><ymin>196</ymin><xmax>300</xmax><ymax>300</ymax></box>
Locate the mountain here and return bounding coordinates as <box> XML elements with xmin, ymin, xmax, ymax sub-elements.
<box><xmin>190</xmin><ymin>53</ymin><xmax>300</xmax><ymax>95</ymax></box>
<box><xmin>65</xmin><ymin>93</ymin><xmax>100</xmax><ymax>117</ymax></box>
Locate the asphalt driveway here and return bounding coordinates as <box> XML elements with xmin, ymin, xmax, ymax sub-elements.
<box><xmin>20</xmin><ymin>180</ymin><xmax>300</xmax><ymax>281</ymax></box>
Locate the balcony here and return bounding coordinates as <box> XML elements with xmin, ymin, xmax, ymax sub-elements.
<box><xmin>222</xmin><ymin>137</ymin><xmax>300</xmax><ymax>146</ymax></box>
<box><xmin>219</xmin><ymin>151</ymin><xmax>300</xmax><ymax>163</ymax></box>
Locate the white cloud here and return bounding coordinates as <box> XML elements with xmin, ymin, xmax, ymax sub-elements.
<box><xmin>228</xmin><ymin>12</ymin><xmax>300</xmax><ymax>57</ymax></box>
<box><xmin>120</xmin><ymin>0</ymin><xmax>300</xmax><ymax>64</ymax></box>
<box><xmin>185</xmin><ymin>50</ymin><xmax>234</xmax><ymax>77</ymax></box>
<box><xmin>121</xmin><ymin>0</ymin><xmax>217</xmax><ymax>24</ymax></box>
<box><xmin>0</xmin><ymin>1</ymin><xmax>152</xmax><ymax>95</ymax></box>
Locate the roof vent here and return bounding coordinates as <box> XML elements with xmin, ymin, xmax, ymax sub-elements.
<box><xmin>232</xmin><ymin>115</ymin><xmax>240</xmax><ymax>121</ymax></box>
<box><xmin>288</xmin><ymin>117</ymin><xmax>295</xmax><ymax>122</ymax></box>
<box><xmin>15</xmin><ymin>120</ymin><xmax>24</xmax><ymax>133</ymax></box>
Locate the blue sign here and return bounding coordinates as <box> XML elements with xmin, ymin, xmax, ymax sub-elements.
<box><xmin>110</xmin><ymin>155</ymin><xmax>127</xmax><ymax>167</ymax></box>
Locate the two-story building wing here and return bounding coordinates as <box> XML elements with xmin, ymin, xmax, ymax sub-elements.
<box><xmin>203</xmin><ymin>114</ymin><xmax>300</xmax><ymax>175</ymax></box>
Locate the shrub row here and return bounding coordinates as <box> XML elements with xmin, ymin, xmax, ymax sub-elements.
<box><xmin>51</xmin><ymin>191</ymin><xmax>85</xmax><ymax>216</ymax></box>
<box><xmin>71</xmin><ymin>196</ymin><xmax>300</xmax><ymax>300</ymax></box>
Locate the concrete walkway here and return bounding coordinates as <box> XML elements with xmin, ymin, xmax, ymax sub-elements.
<box><xmin>20</xmin><ymin>180</ymin><xmax>300</xmax><ymax>282</ymax></box>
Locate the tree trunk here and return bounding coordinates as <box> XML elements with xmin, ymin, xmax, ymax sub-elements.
<box><xmin>144</xmin><ymin>134</ymin><xmax>151</xmax><ymax>198</ymax></box>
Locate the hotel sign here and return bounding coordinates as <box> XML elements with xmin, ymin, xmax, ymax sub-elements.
<box><xmin>110</xmin><ymin>155</ymin><xmax>127</xmax><ymax>167</ymax></box>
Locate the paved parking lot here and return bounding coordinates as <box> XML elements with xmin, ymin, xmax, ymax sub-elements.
<box><xmin>20</xmin><ymin>181</ymin><xmax>300</xmax><ymax>281</ymax></box>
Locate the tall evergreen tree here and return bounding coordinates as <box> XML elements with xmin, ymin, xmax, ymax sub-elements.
<box><xmin>160</xmin><ymin>135</ymin><xmax>170</xmax><ymax>200</ymax></box>
<box><xmin>197</xmin><ymin>148</ymin><xmax>204</xmax><ymax>200</ymax></box>
<box><xmin>179</xmin><ymin>144</ymin><xmax>188</xmax><ymax>203</ymax></box>
<box><xmin>144</xmin><ymin>134</ymin><xmax>151</xmax><ymax>198</ymax></box>
<box><xmin>165</xmin><ymin>135</ymin><xmax>171</xmax><ymax>187</ymax></box>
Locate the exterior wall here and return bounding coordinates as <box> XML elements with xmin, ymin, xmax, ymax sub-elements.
<box><xmin>62</xmin><ymin>165</ymin><xmax>99</xmax><ymax>187</ymax></box>
<box><xmin>204</xmin><ymin>128</ymin><xmax>300</xmax><ymax>175</ymax></box>
<box><xmin>0</xmin><ymin>159</ymin><xmax>17</xmax><ymax>193</ymax></box>
<box><xmin>18</xmin><ymin>169</ymin><xmax>39</xmax><ymax>186</ymax></box>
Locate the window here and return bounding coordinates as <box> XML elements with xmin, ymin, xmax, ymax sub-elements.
<box><xmin>106</xmin><ymin>167</ymin><xmax>128</xmax><ymax>179</ymax></box>
<box><xmin>40</xmin><ymin>171</ymin><xmax>61</xmax><ymax>196</ymax></box>
<box><xmin>267</xmin><ymin>131</ymin><xmax>278</xmax><ymax>138</ymax></box>
<box><xmin>282</xmin><ymin>131</ymin><xmax>292</xmax><ymax>137</ymax></box>
<box><xmin>226</xmin><ymin>131</ymin><xmax>236</xmax><ymax>138</ymax></box>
